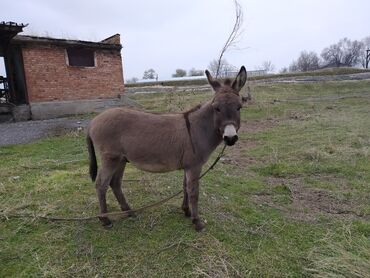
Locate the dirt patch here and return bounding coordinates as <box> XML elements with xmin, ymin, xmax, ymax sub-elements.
<box><xmin>252</xmin><ymin>177</ymin><xmax>368</xmax><ymax>222</ymax></box>
<box><xmin>288</xmin><ymin>111</ymin><xmax>311</xmax><ymax>121</ymax></box>
<box><xmin>239</xmin><ymin>118</ymin><xmax>278</xmax><ymax>134</ymax></box>
<box><xmin>220</xmin><ymin>119</ymin><xmax>278</xmax><ymax>171</ymax></box>
<box><xmin>220</xmin><ymin>119</ymin><xmax>277</xmax><ymax>168</ymax></box>
<box><xmin>221</xmin><ymin>139</ymin><xmax>258</xmax><ymax>167</ymax></box>
<box><xmin>289</xmin><ymin>184</ymin><xmax>366</xmax><ymax>221</ymax></box>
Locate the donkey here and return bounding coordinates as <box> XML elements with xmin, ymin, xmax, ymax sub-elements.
<box><xmin>86</xmin><ymin>66</ymin><xmax>247</xmax><ymax>231</ymax></box>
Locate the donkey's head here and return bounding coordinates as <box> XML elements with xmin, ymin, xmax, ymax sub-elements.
<box><xmin>205</xmin><ymin>66</ymin><xmax>247</xmax><ymax>146</ymax></box>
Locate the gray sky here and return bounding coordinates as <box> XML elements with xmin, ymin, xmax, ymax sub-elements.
<box><xmin>1</xmin><ymin>0</ymin><xmax>369</xmax><ymax>80</ymax></box>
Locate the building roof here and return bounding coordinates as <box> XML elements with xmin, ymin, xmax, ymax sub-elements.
<box><xmin>0</xmin><ymin>21</ymin><xmax>28</xmax><ymax>33</ymax></box>
<box><xmin>0</xmin><ymin>21</ymin><xmax>28</xmax><ymax>55</ymax></box>
<box><xmin>11</xmin><ymin>34</ymin><xmax>122</xmax><ymax>50</ymax></box>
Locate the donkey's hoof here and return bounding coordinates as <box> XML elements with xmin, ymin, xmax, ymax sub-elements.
<box><xmin>193</xmin><ymin>219</ymin><xmax>206</xmax><ymax>232</ymax></box>
<box><xmin>122</xmin><ymin>206</ymin><xmax>136</xmax><ymax>218</ymax></box>
<box><xmin>103</xmin><ymin>222</ymin><xmax>113</xmax><ymax>229</ymax></box>
<box><xmin>99</xmin><ymin>217</ymin><xmax>112</xmax><ymax>228</ymax></box>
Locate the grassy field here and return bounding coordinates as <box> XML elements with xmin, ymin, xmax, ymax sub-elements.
<box><xmin>1</xmin><ymin>79</ymin><xmax>370</xmax><ymax>277</ymax></box>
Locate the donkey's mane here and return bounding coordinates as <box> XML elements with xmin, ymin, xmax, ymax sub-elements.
<box><xmin>223</xmin><ymin>79</ymin><xmax>232</xmax><ymax>86</ymax></box>
<box><xmin>183</xmin><ymin>104</ymin><xmax>202</xmax><ymax>153</ymax></box>
<box><xmin>183</xmin><ymin>104</ymin><xmax>202</xmax><ymax>117</ymax></box>
<box><xmin>127</xmin><ymin>104</ymin><xmax>202</xmax><ymax>116</ymax></box>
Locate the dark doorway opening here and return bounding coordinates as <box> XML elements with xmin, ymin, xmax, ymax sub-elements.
<box><xmin>0</xmin><ymin>57</ymin><xmax>9</xmax><ymax>103</ymax></box>
<box><xmin>0</xmin><ymin>22</ymin><xmax>28</xmax><ymax>106</ymax></box>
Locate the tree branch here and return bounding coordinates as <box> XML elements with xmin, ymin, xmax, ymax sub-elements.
<box><xmin>215</xmin><ymin>0</ymin><xmax>244</xmax><ymax>78</ymax></box>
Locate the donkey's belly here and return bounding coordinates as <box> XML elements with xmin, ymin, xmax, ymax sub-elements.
<box><xmin>121</xmin><ymin>130</ymin><xmax>185</xmax><ymax>173</ymax></box>
<box><xmin>131</xmin><ymin>161</ymin><xmax>180</xmax><ymax>173</ymax></box>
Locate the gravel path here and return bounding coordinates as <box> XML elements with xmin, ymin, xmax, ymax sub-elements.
<box><xmin>0</xmin><ymin>117</ymin><xmax>90</xmax><ymax>146</ymax></box>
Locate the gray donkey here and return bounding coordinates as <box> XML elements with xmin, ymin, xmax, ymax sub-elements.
<box><xmin>87</xmin><ymin>66</ymin><xmax>247</xmax><ymax>231</ymax></box>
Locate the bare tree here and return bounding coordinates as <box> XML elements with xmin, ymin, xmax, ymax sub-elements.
<box><xmin>343</xmin><ymin>39</ymin><xmax>363</xmax><ymax>66</ymax></box>
<box><xmin>172</xmin><ymin>69</ymin><xmax>187</xmax><ymax>78</ymax></box>
<box><xmin>208</xmin><ymin>59</ymin><xmax>237</xmax><ymax>77</ymax></box>
<box><xmin>289</xmin><ymin>60</ymin><xmax>299</xmax><ymax>72</ymax></box>
<box><xmin>214</xmin><ymin>0</ymin><xmax>244</xmax><ymax>77</ymax></box>
<box><xmin>126</xmin><ymin>77</ymin><xmax>138</xmax><ymax>84</ymax></box>
<box><xmin>321</xmin><ymin>43</ymin><xmax>342</xmax><ymax>66</ymax></box>
<box><xmin>289</xmin><ymin>51</ymin><xmax>319</xmax><ymax>72</ymax></box>
<box><xmin>360</xmin><ymin>36</ymin><xmax>370</xmax><ymax>68</ymax></box>
<box><xmin>279</xmin><ymin>67</ymin><xmax>288</xmax><ymax>73</ymax></box>
<box><xmin>321</xmin><ymin>38</ymin><xmax>363</xmax><ymax>67</ymax></box>
<box><xmin>297</xmin><ymin>51</ymin><xmax>319</xmax><ymax>71</ymax></box>
<box><xmin>188</xmin><ymin>68</ymin><xmax>204</xmax><ymax>76</ymax></box>
<box><xmin>256</xmin><ymin>60</ymin><xmax>275</xmax><ymax>73</ymax></box>
<box><xmin>143</xmin><ymin>69</ymin><xmax>157</xmax><ymax>79</ymax></box>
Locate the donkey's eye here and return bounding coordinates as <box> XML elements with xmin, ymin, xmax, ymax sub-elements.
<box><xmin>215</xmin><ymin>107</ymin><xmax>221</xmax><ymax>112</ymax></box>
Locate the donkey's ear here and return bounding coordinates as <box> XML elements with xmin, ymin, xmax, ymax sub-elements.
<box><xmin>232</xmin><ymin>66</ymin><xmax>247</xmax><ymax>94</ymax></box>
<box><xmin>205</xmin><ymin>70</ymin><xmax>221</xmax><ymax>92</ymax></box>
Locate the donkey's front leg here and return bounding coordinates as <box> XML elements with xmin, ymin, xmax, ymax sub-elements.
<box><xmin>185</xmin><ymin>166</ymin><xmax>205</xmax><ymax>231</ymax></box>
<box><xmin>182</xmin><ymin>173</ymin><xmax>191</xmax><ymax>217</ymax></box>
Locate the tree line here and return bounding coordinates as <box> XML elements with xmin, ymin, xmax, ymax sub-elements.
<box><xmin>282</xmin><ymin>36</ymin><xmax>370</xmax><ymax>73</ymax></box>
<box><xmin>126</xmin><ymin>68</ymin><xmax>205</xmax><ymax>83</ymax></box>
<box><xmin>126</xmin><ymin>35</ymin><xmax>370</xmax><ymax>83</ymax></box>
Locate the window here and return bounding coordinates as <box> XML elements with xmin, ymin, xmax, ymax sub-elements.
<box><xmin>66</xmin><ymin>47</ymin><xmax>95</xmax><ymax>67</ymax></box>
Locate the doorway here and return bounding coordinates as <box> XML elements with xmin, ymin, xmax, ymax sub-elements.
<box><xmin>0</xmin><ymin>56</ymin><xmax>9</xmax><ymax>103</ymax></box>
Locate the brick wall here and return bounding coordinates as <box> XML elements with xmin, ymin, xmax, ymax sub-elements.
<box><xmin>21</xmin><ymin>45</ymin><xmax>124</xmax><ymax>102</ymax></box>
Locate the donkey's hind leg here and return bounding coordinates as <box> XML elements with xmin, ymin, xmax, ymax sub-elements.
<box><xmin>110</xmin><ymin>158</ymin><xmax>134</xmax><ymax>217</ymax></box>
<box><xmin>95</xmin><ymin>154</ymin><xmax>121</xmax><ymax>228</ymax></box>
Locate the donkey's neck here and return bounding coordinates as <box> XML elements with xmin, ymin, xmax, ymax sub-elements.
<box><xmin>187</xmin><ymin>101</ymin><xmax>223</xmax><ymax>161</ymax></box>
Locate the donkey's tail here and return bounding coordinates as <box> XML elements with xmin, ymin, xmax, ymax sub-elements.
<box><xmin>86</xmin><ymin>133</ymin><xmax>98</xmax><ymax>182</ymax></box>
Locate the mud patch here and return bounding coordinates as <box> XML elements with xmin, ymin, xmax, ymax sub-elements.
<box><xmin>288</xmin><ymin>111</ymin><xmax>311</xmax><ymax>121</ymax></box>
<box><xmin>289</xmin><ymin>184</ymin><xmax>366</xmax><ymax>221</ymax></box>
<box><xmin>220</xmin><ymin>119</ymin><xmax>278</xmax><ymax>168</ymax></box>
<box><xmin>239</xmin><ymin>118</ymin><xmax>278</xmax><ymax>134</ymax></box>
<box><xmin>252</xmin><ymin>177</ymin><xmax>368</xmax><ymax>222</ymax></box>
<box><xmin>221</xmin><ymin>139</ymin><xmax>258</xmax><ymax>167</ymax></box>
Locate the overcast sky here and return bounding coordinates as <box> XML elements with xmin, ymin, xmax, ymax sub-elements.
<box><xmin>1</xmin><ymin>0</ymin><xmax>369</xmax><ymax>80</ymax></box>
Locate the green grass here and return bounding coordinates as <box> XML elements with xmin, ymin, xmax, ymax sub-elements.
<box><xmin>1</xmin><ymin>79</ymin><xmax>370</xmax><ymax>277</ymax></box>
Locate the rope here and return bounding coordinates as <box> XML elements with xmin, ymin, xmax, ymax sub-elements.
<box><xmin>1</xmin><ymin>144</ymin><xmax>227</xmax><ymax>222</ymax></box>
<box><xmin>198</xmin><ymin>144</ymin><xmax>226</xmax><ymax>180</ymax></box>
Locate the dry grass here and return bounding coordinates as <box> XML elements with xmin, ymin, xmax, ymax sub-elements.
<box><xmin>306</xmin><ymin>227</ymin><xmax>370</xmax><ymax>278</ymax></box>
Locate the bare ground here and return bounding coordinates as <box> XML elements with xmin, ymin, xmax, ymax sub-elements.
<box><xmin>222</xmin><ymin>119</ymin><xmax>278</xmax><ymax>167</ymax></box>
<box><xmin>0</xmin><ymin>117</ymin><xmax>89</xmax><ymax>146</ymax></box>
<box><xmin>252</xmin><ymin>177</ymin><xmax>369</xmax><ymax>222</ymax></box>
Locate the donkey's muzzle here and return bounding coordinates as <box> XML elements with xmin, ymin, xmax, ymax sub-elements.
<box><xmin>224</xmin><ymin>135</ymin><xmax>238</xmax><ymax>146</ymax></box>
<box><xmin>223</xmin><ymin>124</ymin><xmax>238</xmax><ymax>146</ymax></box>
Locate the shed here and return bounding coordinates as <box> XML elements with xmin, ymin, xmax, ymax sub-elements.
<box><xmin>0</xmin><ymin>21</ymin><xmax>127</xmax><ymax>121</ymax></box>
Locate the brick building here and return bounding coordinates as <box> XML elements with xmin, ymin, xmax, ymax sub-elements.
<box><xmin>0</xmin><ymin>21</ymin><xmax>127</xmax><ymax>121</ymax></box>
